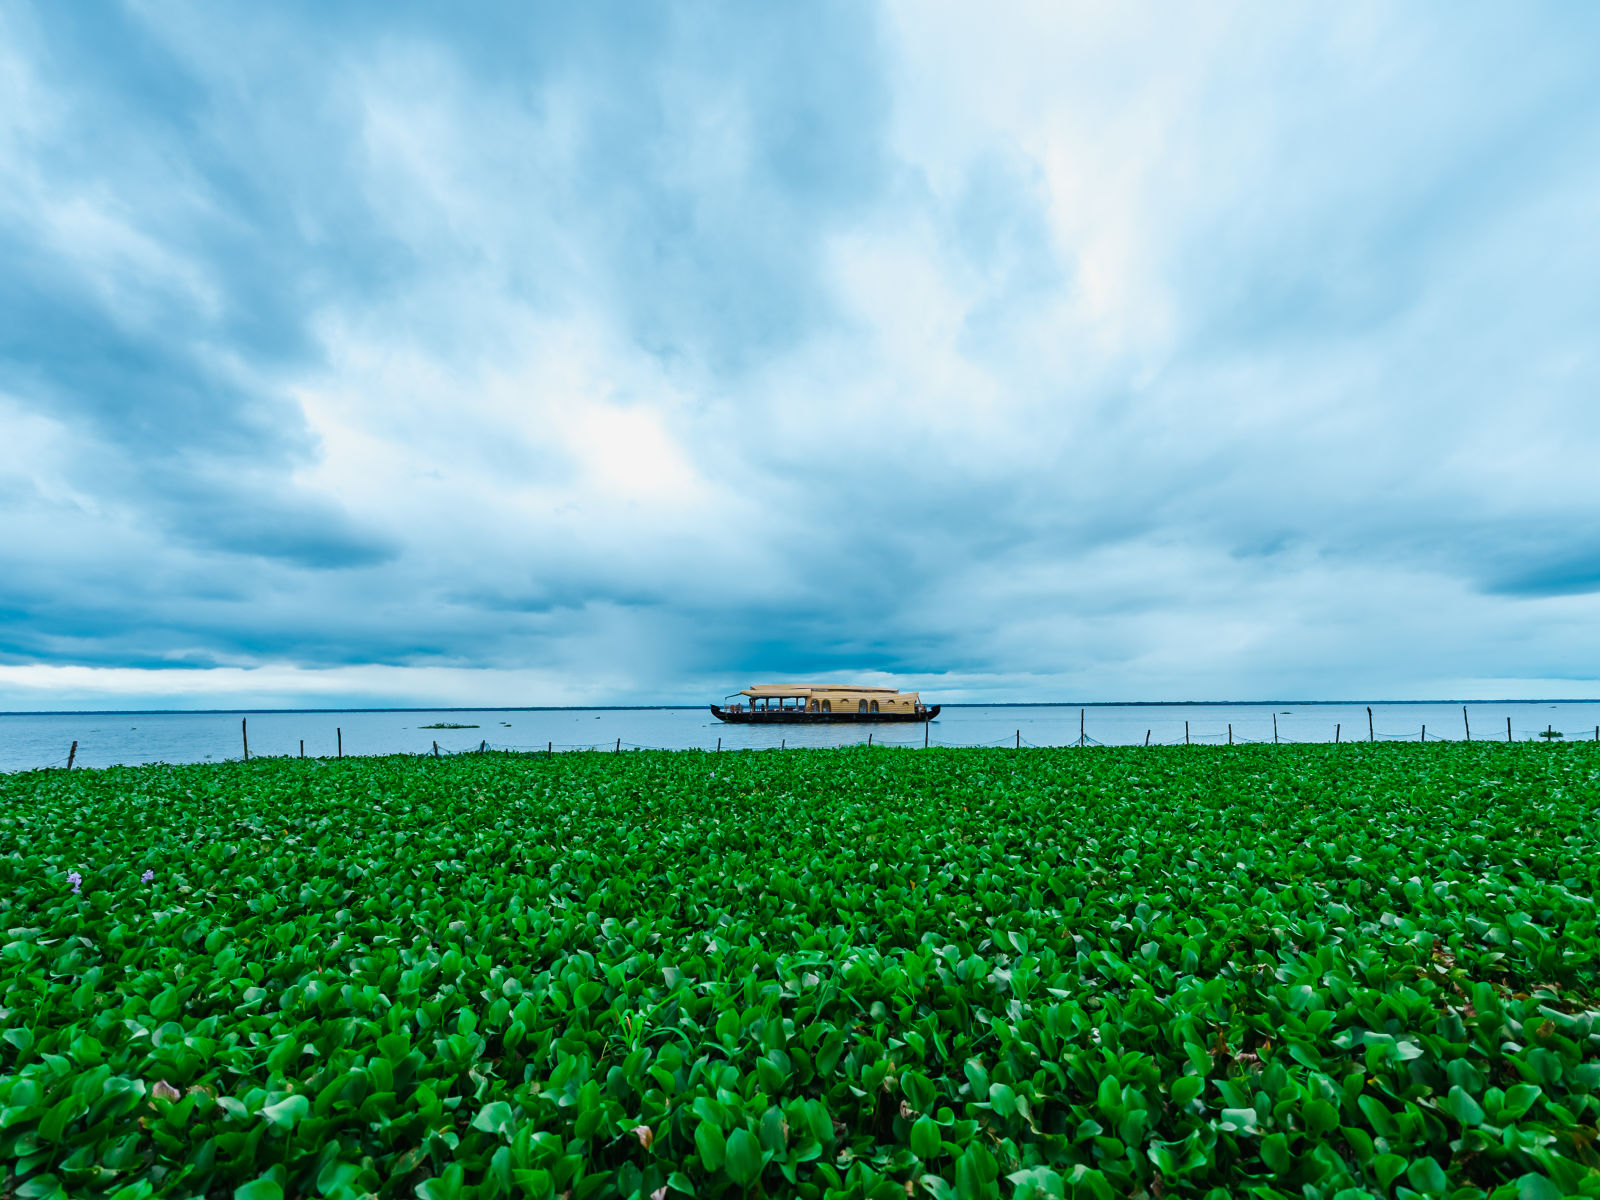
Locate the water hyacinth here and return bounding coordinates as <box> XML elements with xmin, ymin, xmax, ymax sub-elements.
<box><xmin>141</xmin><ymin>868</ymin><xmax>154</xmax><ymax>883</ymax></box>
<box><xmin>66</xmin><ymin>868</ymin><xmax>82</xmax><ymax>893</ymax></box>
<box><xmin>3</xmin><ymin>746</ymin><xmax>1596</xmax><ymax>1199</ymax></box>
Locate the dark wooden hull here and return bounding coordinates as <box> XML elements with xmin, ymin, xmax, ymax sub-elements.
<box><xmin>710</xmin><ymin>704</ymin><xmax>940</xmax><ymax>724</ymax></box>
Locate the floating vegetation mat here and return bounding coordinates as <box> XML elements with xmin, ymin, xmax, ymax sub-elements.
<box><xmin>2</xmin><ymin>745</ymin><xmax>1597</xmax><ymax>1200</ymax></box>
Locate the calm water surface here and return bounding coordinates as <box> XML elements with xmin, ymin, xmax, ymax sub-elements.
<box><xmin>4</xmin><ymin>701</ymin><xmax>1599</xmax><ymax>772</ymax></box>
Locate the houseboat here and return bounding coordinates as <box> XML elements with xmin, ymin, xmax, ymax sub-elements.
<box><xmin>710</xmin><ymin>684</ymin><xmax>939</xmax><ymax>724</ymax></box>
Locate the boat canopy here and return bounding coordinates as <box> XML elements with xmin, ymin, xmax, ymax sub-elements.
<box><xmin>741</xmin><ymin>684</ymin><xmax>901</xmax><ymax>698</ymax></box>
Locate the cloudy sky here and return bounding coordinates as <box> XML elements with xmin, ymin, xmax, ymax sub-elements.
<box><xmin>2</xmin><ymin>2</ymin><xmax>1598</xmax><ymax>710</ymax></box>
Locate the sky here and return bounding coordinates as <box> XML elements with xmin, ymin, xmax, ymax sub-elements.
<box><xmin>2</xmin><ymin>1</ymin><xmax>1599</xmax><ymax>710</ymax></box>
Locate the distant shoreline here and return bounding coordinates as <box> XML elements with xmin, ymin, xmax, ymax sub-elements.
<box><xmin>3</xmin><ymin>698</ymin><xmax>1597</xmax><ymax>717</ymax></box>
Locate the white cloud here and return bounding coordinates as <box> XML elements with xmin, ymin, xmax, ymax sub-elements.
<box><xmin>3</xmin><ymin>1</ymin><xmax>1599</xmax><ymax>706</ymax></box>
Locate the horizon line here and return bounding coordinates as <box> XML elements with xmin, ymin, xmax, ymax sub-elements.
<box><xmin>3</xmin><ymin>697</ymin><xmax>1599</xmax><ymax>717</ymax></box>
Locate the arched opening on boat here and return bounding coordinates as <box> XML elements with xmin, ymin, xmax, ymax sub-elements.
<box><xmin>869</xmin><ymin>700</ymin><xmax>879</xmax><ymax>713</ymax></box>
<box><xmin>858</xmin><ymin>700</ymin><xmax>868</xmax><ymax>713</ymax></box>
<box><xmin>821</xmin><ymin>700</ymin><xmax>832</xmax><ymax>713</ymax></box>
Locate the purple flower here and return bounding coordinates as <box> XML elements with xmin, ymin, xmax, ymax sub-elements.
<box><xmin>141</xmin><ymin>869</ymin><xmax>155</xmax><ymax>884</ymax></box>
<box><xmin>67</xmin><ymin>870</ymin><xmax>82</xmax><ymax>894</ymax></box>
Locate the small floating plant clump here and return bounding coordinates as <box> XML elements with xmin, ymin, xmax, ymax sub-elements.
<box><xmin>418</xmin><ymin>723</ymin><xmax>480</xmax><ymax>730</ymax></box>
<box><xmin>1</xmin><ymin>744</ymin><xmax>1597</xmax><ymax>1199</ymax></box>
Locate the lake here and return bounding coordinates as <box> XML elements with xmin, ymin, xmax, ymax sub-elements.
<box><xmin>4</xmin><ymin>700</ymin><xmax>1598</xmax><ymax>772</ymax></box>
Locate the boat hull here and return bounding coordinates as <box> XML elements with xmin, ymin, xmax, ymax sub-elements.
<box><xmin>710</xmin><ymin>704</ymin><xmax>940</xmax><ymax>724</ymax></box>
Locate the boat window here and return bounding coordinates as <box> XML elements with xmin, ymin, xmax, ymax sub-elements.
<box><xmin>822</xmin><ymin>700</ymin><xmax>831</xmax><ymax>713</ymax></box>
<box><xmin>809</xmin><ymin>700</ymin><xmax>818</xmax><ymax>712</ymax></box>
<box><xmin>870</xmin><ymin>700</ymin><xmax>879</xmax><ymax>713</ymax></box>
<box><xmin>858</xmin><ymin>699</ymin><xmax>868</xmax><ymax>713</ymax></box>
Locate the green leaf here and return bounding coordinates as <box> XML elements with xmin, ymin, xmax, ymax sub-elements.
<box><xmin>1373</xmin><ymin>1154</ymin><xmax>1407</xmax><ymax>1193</ymax></box>
<box><xmin>1406</xmin><ymin>1156</ymin><xmax>1447</xmax><ymax>1195</ymax></box>
<box><xmin>1006</xmin><ymin>1166</ymin><xmax>1064</xmax><ymax>1199</ymax></box>
<box><xmin>1096</xmin><ymin>1076</ymin><xmax>1121</xmax><ymax>1111</ymax></box>
<box><xmin>1442</xmin><ymin>1085</ymin><xmax>1484</xmax><ymax>1126</ymax></box>
<box><xmin>1260</xmin><ymin>1132</ymin><xmax>1291</xmax><ymax>1173</ymax></box>
<box><xmin>988</xmin><ymin>1083</ymin><xmax>1017</xmax><ymax>1118</ymax></box>
<box><xmin>955</xmin><ymin>1144</ymin><xmax>997</xmax><ymax>1200</ymax></box>
<box><xmin>903</xmin><ymin>1070</ymin><xmax>937</xmax><ymax>1114</ymax></box>
<box><xmin>724</xmin><ymin>1128</ymin><xmax>764</xmax><ymax>1186</ymax></box>
<box><xmin>1359</xmin><ymin>1095</ymin><xmax>1397</xmax><ymax>1137</ymax></box>
<box><xmin>1516</xmin><ymin>1174</ymin><xmax>1563</xmax><ymax>1200</ymax></box>
<box><xmin>316</xmin><ymin>1162</ymin><xmax>364</xmax><ymax>1197</ymax></box>
<box><xmin>694</xmin><ymin>1120</ymin><xmax>726</xmax><ymax>1171</ymax></box>
<box><xmin>815</xmin><ymin>1031</ymin><xmax>845</xmax><ymax>1076</ymax></box>
<box><xmin>234</xmin><ymin>1178</ymin><xmax>284</xmax><ymax>1200</ymax></box>
<box><xmin>1503</xmin><ymin>1084</ymin><xmax>1542</xmax><ymax>1120</ymax></box>
<box><xmin>16</xmin><ymin>1177</ymin><xmax>66</xmax><ymax>1200</ymax></box>
<box><xmin>912</xmin><ymin>1114</ymin><xmax>943</xmax><ymax>1159</ymax></box>
<box><xmin>414</xmin><ymin>1163</ymin><xmax>465</xmax><ymax>1200</ymax></box>
<box><xmin>258</xmin><ymin>1094</ymin><xmax>309</xmax><ymax>1129</ymax></box>
<box><xmin>1219</xmin><ymin>1107</ymin><xmax>1259</xmax><ymax>1133</ymax></box>
<box><xmin>956</xmin><ymin>1150</ymin><xmax>986</xmax><ymax>1200</ymax></box>
<box><xmin>1064</xmin><ymin>1166</ymin><xmax>1112</xmax><ymax>1200</ymax></box>
<box><xmin>37</xmin><ymin>1097</ymin><xmax>79</xmax><ymax>1142</ymax></box>
<box><xmin>472</xmin><ymin>1100</ymin><xmax>515</xmax><ymax>1137</ymax></box>
<box><xmin>1169</xmin><ymin>1076</ymin><xmax>1203</xmax><ymax>1106</ymax></box>
<box><xmin>1303</xmin><ymin>1098</ymin><xmax>1339</xmax><ymax>1135</ymax></box>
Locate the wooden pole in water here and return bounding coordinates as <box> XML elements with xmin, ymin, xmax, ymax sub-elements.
<box><xmin>1463</xmin><ymin>706</ymin><xmax>1470</xmax><ymax>741</ymax></box>
<box><xmin>781</xmin><ymin>738</ymin><xmax>785</xmax><ymax>750</ymax></box>
<box><xmin>1079</xmin><ymin>709</ymin><xmax>1085</xmax><ymax>747</ymax></box>
<box><xmin>869</xmin><ymin>732</ymin><xmax>874</xmax><ymax>747</ymax></box>
<box><xmin>1273</xmin><ymin>714</ymin><xmax>1278</xmax><ymax>744</ymax></box>
<box><xmin>433</xmin><ymin>741</ymin><xmax>439</xmax><ymax>757</ymax></box>
<box><xmin>716</xmin><ymin>737</ymin><xmax>721</xmax><ymax>753</ymax></box>
<box><xmin>1016</xmin><ymin>729</ymin><xmax>1020</xmax><ymax>749</ymax></box>
<box><xmin>615</xmin><ymin>737</ymin><xmax>620</xmax><ymax>753</ymax></box>
<box><xmin>479</xmin><ymin>740</ymin><xmax>486</xmax><ymax>753</ymax></box>
<box><xmin>1335</xmin><ymin>723</ymin><xmax>1341</xmax><ymax>743</ymax></box>
<box><xmin>337</xmin><ymin>727</ymin><xmax>342</xmax><ymax>758</ymax></box>
<box><xmin>547</xmin><ymin>741</ymin><xmax>552</xmax><ymax>757</ymax></box>
<box><xmin>242</xmin><ymin>718</ymin><xmax>249</xmax><ymax>761</ymax></box>
<box><xmin>1507</xmin><ymin>717</ymin><xmax>1512</xmax><ymax>743</ymax></box>
<box><xmin>1421</xmin><ymin>726</ymin><xmax>1426</xmax><ymax>742</ymax></box>
<box><xmin>299</xmin><ymin>739</ymin><xmax>304</xmax><ymax>758</ymax></box>
<box><xmin>67</xmin><ymin>741</ymin><xmax>77</xmax><ymax>770</ymax></box>
<box><xmin>1145</xmin><ymin>730</ymin><xmax>1151</xmax><ymax>747</ymax></box>
<box><xmin>1185</xmin><ymin>720</ymin><xmax>1189</xmax><ymax>746</ymax></box>
<box><xmin>1228</xmin><ymin>723</ymin><xmax>1233</xmax><ymax>746</ymax></box>
<box><xmin>1367</xmin><ymin>707</ymin><xmax>1374</xmax><ymax>742</ymax></box>
<box><xmin>924</xmin><ymin>718</ymin><xmax>929</xmax><ymax>749</ymax></box>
